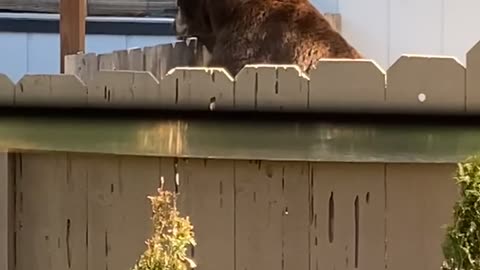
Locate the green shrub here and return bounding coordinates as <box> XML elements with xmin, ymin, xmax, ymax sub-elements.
<box><xmin>442</xmin><ymin>156</ymin><xmax>480</xmax><ymax>270</ymax></box>
<box><xmin>132</xmin><ymin>183</ymin><xmax>197</xmax><ymax>270</ymax></box>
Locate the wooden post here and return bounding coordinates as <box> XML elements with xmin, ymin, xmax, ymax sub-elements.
<box><xmin>60</xmin><ymin>0</ymin><xmax>86</xmax><ymax>73</ymax></box>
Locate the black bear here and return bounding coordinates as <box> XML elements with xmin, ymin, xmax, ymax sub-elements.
<box><xmin>175</xmin><ymin>0</ymin><xmax>363</xmax><ymax>76</ymax></box>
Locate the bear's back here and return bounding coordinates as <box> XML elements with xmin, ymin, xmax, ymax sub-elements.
<box><xmin>206</xmin><ymin>0</ymin><xmax>363</xmax><ymax>75</ymax></box>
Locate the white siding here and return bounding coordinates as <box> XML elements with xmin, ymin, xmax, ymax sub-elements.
<box><xmin>388</xmin><ymin>0</ymin><xmax>444</xmax><ymax>64</ymax></box>
<box><xmin>443</xmin><ymin>0</ymin><xmax>480</xmax><ymax>63</ymax></box>
<box><xmin>325</xmin><ymin>0</ymin><xmax>480</xmax><ymax>70</ymax></box>
<box><xmin>338</xmin><ymin>0</ymin><xmax>389</xmax><ymax>69</ymax></box>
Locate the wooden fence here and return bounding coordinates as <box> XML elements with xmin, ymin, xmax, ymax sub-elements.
<box><xmin>0</xmin><ymin>37</ymin><xmax>479</xmax><ymax>114</ymax></box>
<box><xmin>0</xmin><ymin>31</ymin><xmax>475</xmax><ymax>270</ymax></box>
<box><xmin>6</xmin><ymin>152</ymin><xmax>459</xmax><ymax>270</ymax></box>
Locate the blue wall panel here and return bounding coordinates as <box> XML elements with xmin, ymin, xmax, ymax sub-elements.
<box><xmin>0</xmin><ymin>33</ymin><xmax>28</xmax><ymax>83</ymax></box>
<box><xmin>27</xmin><ymin>33</ymin><xmax>60</xmax><ymax>75</ymax></box>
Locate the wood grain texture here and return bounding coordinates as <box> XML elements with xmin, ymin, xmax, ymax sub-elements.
<box><xmin>15</xmin><ymin>153</ymin><xmax>88</xmax><ymax>270</ymax></box>
<box><xmin>64</xmin><ymin>53</ymin><xmax>98</xmax><ymax>83</ymax></box>
<box><xmin>310</xmin><ymin>163</ymin><xmax>385</xmax><ymax>270</ymax></box>
<box><xmin>177</xmin><ymin>159</ymin><xmax>235</xmax><ymax>270</ymax></box>
<box><xmin>235</xmin><ymin>160</ymin><xmax>310</xmax><ymax>270</ymax></box>
<box><xmin>87</xmin><ymin>70</ymin><xmax>160</xmax><ymax>108</ymax></box>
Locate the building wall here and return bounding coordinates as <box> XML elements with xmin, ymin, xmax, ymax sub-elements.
<box><xmin>314</xmin><ymin>0</ymin><xmax>480</xmax><ymax>70</ymax></box>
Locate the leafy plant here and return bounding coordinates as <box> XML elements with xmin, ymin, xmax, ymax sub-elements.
<box><xmin>441</xmin><ymin>156</ymin><xmax>480</xmax><ymax>270</ymax></box>
<box><xmin>132</xmin><ymin>179</ymin><xmax>197</xmax><ymax>270</ymax></box>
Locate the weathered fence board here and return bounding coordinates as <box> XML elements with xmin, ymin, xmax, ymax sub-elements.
<box><xmin>309</xmin><ymin>59</ymin><xmax>386</xmax><ymax>112</ymax></box>
<box><xmin>87</xmin><ymin>71</ymin><xmax>160</xmax><ymax>108</ymax></box>
<box><xmin>87</xmin><ymin>155</ymin><xmax>163</xmax><ymax>270</ymax></box>
<box><xmin>98</xmin><ymin>53</ymin><xmax>116</xmax><ymax>71</ymax></box>
<box><xmin>177</xmin><ymin>159</ymin><xmax>235</xmax><ymax>270</ymax></box>
<box><xmin>235</xmin><ymin>65</ymin><xmax>309</xmax><ymax>111</ymax></box>
<box><xmin>15</xmin><ymin>153</ymin><xmax>88</xmax><ymax>270</ymax></box>
<box><xmin>0</xmin><ymin>74</ymin><xmax>14</xmax><ymax>106</ymax></box>
<box><xmin>113</xmin><ymin>49</ymin><xmax>130</xmax><ymax>70</ymax></box>
<box><xmin>310</xmin><ymin>163</ymin><xmax>385</xmax><ymax>270</ymax></box>
<box><xmin>99</xmin><ymin>38</ymin><xmax>205</xmax><ymax>81</ymax></box>
<box><xmin>11</xmin><ymin>153</ymin><xmax>459</xmax><ymax>270</ymax></box>
<box><xmin>235</xmin><ymin>161</ymin><xmax>310</xmax><ymax>270</ymax></box>
<box><xmin>385</xmin><ymin>163</ymin><xmax>457</xmax><ymax>270</ymax></box>
<box><xmin>466</xmin><ymin>40</ymin><xmax>480</xmax><ymax>113</ymax></box>
<box><xmin>0</xmin><ymin>153</ymin><xmax>13</xmax><ymax>270</ymax></box>
<box><xmin>65</xmin><ymin>53</ymin><xmax>98</xmax><ymax>84</ymax></box>
<box><xmin>127</xmin><ymin>48</ymin><xmax>144</xmax><ymax>71</ymax></box>
<box><xmin>386</xmin><ymin>55</ymin><xmax>466</xmax><ymax>113</ymax></box>
<box><xmin>279</xmin><ymin>162</ymin><xmax>310</xmax><ymax>270</ymax></box>
<box><xmin>15</xmin><ymin>74</ymin><xmax>87</xmax><ymax>107</ymax></box>
<box><xmin>143</xmin><ymin>45</ymin><xmax>160</xmax><ymax>79</ymax></box>
<box><xmin>163</xmin><ymin>67</ymin><xmax>234</xmax><ymax>110</ymax></box>
<box><xmin>235</xmin><ymin>160</ymin><xmax>283</xmax><ymax>270</ymax></box>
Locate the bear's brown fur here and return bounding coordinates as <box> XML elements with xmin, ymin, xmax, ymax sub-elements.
<box><xmin>175</xmin><ymin>0</ymin><xmax>362</xmax><ymax>76</ymax></box>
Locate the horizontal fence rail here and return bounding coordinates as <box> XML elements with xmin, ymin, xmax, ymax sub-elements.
<box><xmin>1</xmin><ymin>38</ymin><xmax>480</xmax><ymax>114</ymax></box>
<box><xmin>2</xmin><ymin>114</ymin><xmax>480</xmax><ymax>162</ymax></box>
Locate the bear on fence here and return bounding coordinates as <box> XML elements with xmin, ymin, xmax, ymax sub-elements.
<box><xmin>174</xmin><ymin>0</ymin><xmax>363</xmax><ymax>76</ymax></box>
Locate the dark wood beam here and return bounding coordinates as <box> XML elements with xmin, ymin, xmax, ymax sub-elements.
<box><xmin>60</xmin><ymin>0</ymin><xmax>86</xmax><ymax>73</ymax></box>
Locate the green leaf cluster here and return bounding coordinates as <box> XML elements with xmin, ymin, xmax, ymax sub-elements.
<box><xmin>442</xmin><ymin>156</ymin><xmax>480</xmax><ymax>270</ymax></box>
<box><xmin>132</xmin><ymin>185</ymin><xmax>197</xmax><ymax>270</ymax></box>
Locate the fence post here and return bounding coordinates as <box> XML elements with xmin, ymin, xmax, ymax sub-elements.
<box><xmin>60</xmin><ymin>0</ymin><xmax>87</xmax><ymax>73</ymax></box>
